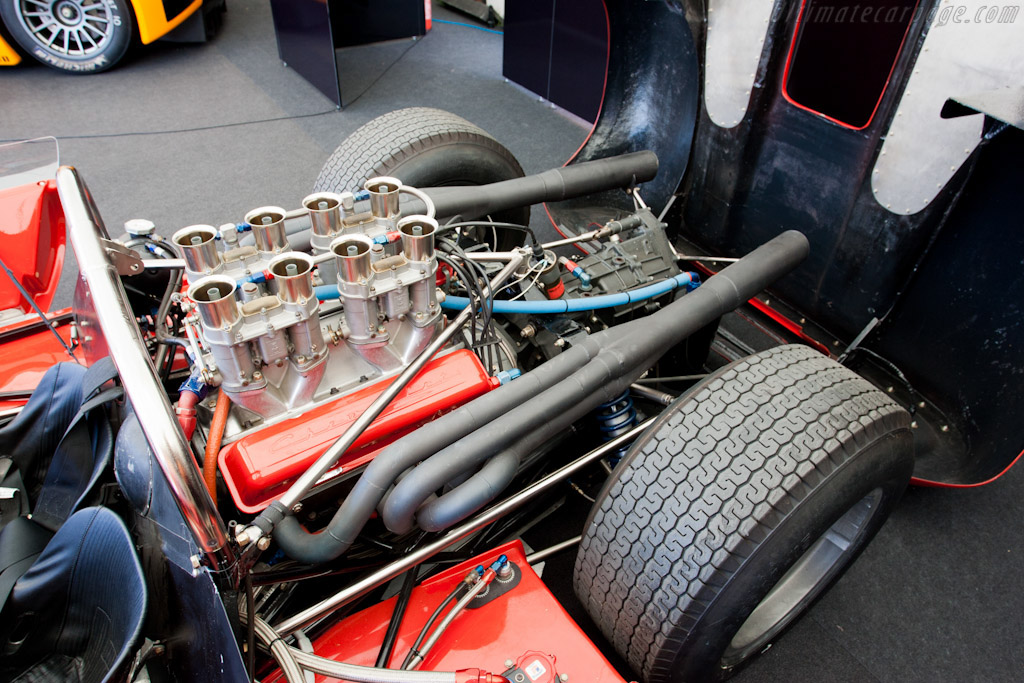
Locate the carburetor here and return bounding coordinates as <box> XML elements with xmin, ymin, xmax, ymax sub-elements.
<box><xmin>171</xmin><ymin>177</ymin><xmax>443</xmax><ymax>423</ymax></box>
<box><xmin>185</xmin><ymin>251</ymin><xmax>326</xmax><ymax>417</ymax></box>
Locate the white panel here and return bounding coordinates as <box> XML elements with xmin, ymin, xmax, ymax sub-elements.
<box><xmin>704</xmin><ymin>0</ymin><xmax>776</xmax><ymax>128</ymax></box>
<box><xmin>872</xmin><ymin>0</ymin><xmax>1024</xmax><ymax>215</ymax></box>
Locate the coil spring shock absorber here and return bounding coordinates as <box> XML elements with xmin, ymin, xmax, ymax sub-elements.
<box><xmin>595</xmin><ymin>389</ymin><xmax>638</xmax><ymax>466</ymax></box>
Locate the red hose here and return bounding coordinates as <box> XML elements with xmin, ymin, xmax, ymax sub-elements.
<box><xmin>204</xmin><ymin>391</ymin><xmax>231</xmax><ymax>505</ymax></box>
<box><xmin>176</xmin><ymin>391</ymin><xmax>200</xmax><ymax>442</ymax></box>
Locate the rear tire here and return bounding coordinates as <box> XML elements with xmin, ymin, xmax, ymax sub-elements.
<box><xmin>573</xmin><ymin>344</ymin><xmax>914</xmax><ymax>682</ymax></box>
<box><xmin>1</xmin><ymin>0</ymin><xmax>133</xmax><ymax>73</ymax></box>
<box><xmin>315</xmin><ymin>107</ymin><xmax>529</xmax><ymax>248</ymax></box>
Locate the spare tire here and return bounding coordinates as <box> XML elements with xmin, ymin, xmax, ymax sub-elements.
<box><xmin>315</xmin><ymin>107</ymin><xmax>529</xmax><ymax>248</ymax></box>
<box><xmin>574</xmin><ymin>344</ymin><xmax>914</xmax><ymax>682</ymax></box>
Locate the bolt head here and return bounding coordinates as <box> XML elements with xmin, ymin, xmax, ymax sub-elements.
<box><xmin>504</xmin><ymin>659</ymin><xmax>515</xmax><ymax>669</ymax></box>
<box><xmin>257</xmin><ymin>536</ymin><xmax>271</xmax><ymax>551</ymax></box>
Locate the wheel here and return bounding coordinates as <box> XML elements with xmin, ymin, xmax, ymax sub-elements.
<box><xmin>314</xmin><ymin>107</ymin><xmax>529</xmax><ymax>249</ymax></box>
<box><xmin>573</xmin><ymin>344</ymin><xmax>914</xmax><ymax>682</ymax></box>
<box><xmin>0</xmin><ymin>0</ymin><xmax>133</xmax><ymax>73</ymax></box>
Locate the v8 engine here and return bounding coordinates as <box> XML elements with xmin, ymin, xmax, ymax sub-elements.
<box><xmin>168</xmin><ymin>169</ymin><xmax>685</xmax><ymax>517</ymax></box>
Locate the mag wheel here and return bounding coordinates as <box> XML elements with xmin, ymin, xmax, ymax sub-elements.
<box><xmin>573</xmin><ymin>344</ymin><xmax>915</xmax><ymax>682</ymax></box>
<box><xmin>1</xmin><ymin>0</ymin><xmax>133</xmax><ymax>73</ymax></box>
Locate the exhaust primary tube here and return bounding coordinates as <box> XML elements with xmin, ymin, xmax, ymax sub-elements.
<box><xmin>270</xmin><ymin>230</ymin><xmax>810</xmax><ymax>564</ymax></box>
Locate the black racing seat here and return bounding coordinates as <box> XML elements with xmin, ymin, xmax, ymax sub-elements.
<box><xmin>0</xmin><ymin>506</ymin><xmax>148</xmax><ymax>683</ymax></box>
<box><xmin>0</xmin><ymin>359</ymin><xmax>121</xmax><ymax>609</ymax></box>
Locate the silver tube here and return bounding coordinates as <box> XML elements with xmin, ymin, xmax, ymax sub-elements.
<box><xmin>273</xmin><ymin>417</ymin><xmax>651</xmax><ymax>636</ymax></box>
<box><xmin>188</xmin><ymin>276</ymin><xmax>239</xmax><ymax>329</ymax></box>
<box><xmin>366</xmin><ymin>176</ymin><xmax>401</xmax><ymax>218</ymax></box>
<box><xmin>302</xmin><ymin>192</ymin><xmax>343</xmax><ymax>237</ymax></box>
<box><xmin>629</xmin><ymin>383</ymin><xmax>676</xmax><ymax>406</ymax></box>
<box><xmin>287</xmin><ymin>645</ymin><xmax>456</xmax><ymax>683</ymax></box>
<box><xmin>397</xmin><ymin>215</ymin><xmax>437</xmax><ymax>262</ymax></box>
<box><xmin>461</xmin><ymin>251</ymin><xmax>521</xmax><ymax>262</ymax></box>
<box><xmin>406</xmin><ymin>578</ymin><xmax>490</xmax><ymax>670</ymax></box>
<box><xmin>269</xmin><ymin>252</ymin><xmax>315</xmax><ymax>303</ymax></box>
<box><xmin>331</xmin><ymin>236</ymin><xmax>373</xmax><ymax>283</ymax></box>
<box><xmin>541</xmin><ymin>229</ymin><xmax>602</xmax><ymax>249</ymax></box>
<box><xmin>246</xmin><ymin>206</ymin><xmax>289</xmax><ymax>253</ymax></box>
<box><xmin>525</xmin><ymin>535</ymin><xmax>583</xmax><ymax>564</ymax></box>
<box><xmin>140</xmin><ymin>257</ymin><xmax>187</xmax><ymax>270</ymax></box>
<box><xmin>57</xmin><ymin>166</ymin><xmax>234</xmax><ymax>571</ymax></box>
<box><xmin>272</xmin><ymin>254</ymin><xmax>525</xmax><ymax>514</ymax></box>
<box><xmin>253</xmin><ymin>618</ymin><xmax>305</xmax><ymax>683</ymax></box>
<box><xmin>172</xmin><ymin>225</ymin><xmax>220</xmax><ymax>274</ymax></box>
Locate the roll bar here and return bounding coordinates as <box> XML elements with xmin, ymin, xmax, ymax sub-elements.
<box><xmin>57</xmin><ymin>166</ymin><xmax>235</xmax><ymax>573</ymax></box>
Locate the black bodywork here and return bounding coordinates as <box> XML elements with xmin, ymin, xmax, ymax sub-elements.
<box><xmin>551</xmin><ymin>0</ymin><xmax>1024</xmax><ymax>485</ymax></box>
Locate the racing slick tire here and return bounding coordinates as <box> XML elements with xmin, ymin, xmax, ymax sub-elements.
<box><xmin>573</xmin><ymin>344</ymin><xmax>914</xmax><ymax>682</ymax></box>
<box><xmin>315</xmin><ymin>107</ymin><xmax>529</xmax><ymax>249</ymax></box>
<box><xmin>1</xmin><ymin>0</ymin><xmax>133</xmax><ymax>73</ymax></box>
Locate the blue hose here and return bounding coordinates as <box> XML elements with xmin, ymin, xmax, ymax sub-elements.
<box><xmin>315</xmin><ymin>273</ymin><xmax>700</xmax><ymax>313</ymax></box>
<box><xmin>439</xmin><ymin>272</ymin><xmax>699</xmax><ymax>314</ymax></box>
<box><xmin>315</xmin><ymin>284</ymin><xmax>342</xmax><ymax>300</ymax></box>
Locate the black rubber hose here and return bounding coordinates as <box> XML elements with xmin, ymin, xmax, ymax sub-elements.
<box><xmin>401</xmin><ymin>584</ymin><xmax>465</xmax><ymax>670</ymax></box>
<box><xmin>375</xmin><ymin>567</ymin><xmax>418</xmax><ymax>668</ymax></box>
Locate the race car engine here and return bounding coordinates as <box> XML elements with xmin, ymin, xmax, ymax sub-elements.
<box><xmin>170</xmin><ymin>170</ymin><xmax>685</xmax><ymax>517</ymax></box>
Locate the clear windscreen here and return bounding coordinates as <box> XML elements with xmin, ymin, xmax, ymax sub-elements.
<box><xmin>0</xmin><ymin>137</ymin><xmax>60</xmax><ymax>191</ymax></box>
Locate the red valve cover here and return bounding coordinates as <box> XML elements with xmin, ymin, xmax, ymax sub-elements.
<box><xmin>219</xmin><ymin>349</ymin><xmax>497</xmax><ymax>513</ymax></box>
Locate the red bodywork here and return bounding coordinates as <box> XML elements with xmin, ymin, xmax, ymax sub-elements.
<box><xmin>219</xmin><ymin>349</ymin><xmax>499</xmax><ymax>513</ymax></box>
<box><xmin>0</xmin><ymin>178</ymin><xmax>72</xmax><ymax>416</ymax></box>
<box><xmin>0</xmin><ymin>179</ymin><xmax>65</xmax><ymax>314</ymax></box>
<box><xmin>285</xmin><ymin>541</ymin><xmax>628</xmax><ymax>682</ymax></box>
<box><xmin>0</xmin><ymin>312</ymin><xmax>75</xmax><ymax>417</ymax></box>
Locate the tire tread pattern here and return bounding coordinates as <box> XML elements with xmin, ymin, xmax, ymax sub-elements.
<box><xmin>573</xmin><ymin>345</ymin><xmax>910</xmax><ymax>682</ymax></box>
<box><xmin>314</xmin><ymin>107</ymin><xmax>524</xmax><ymax>193</ymax></box>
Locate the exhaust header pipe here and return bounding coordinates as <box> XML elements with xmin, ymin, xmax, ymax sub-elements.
<box><xmin>248</xmin><ymin>151</ymin><xmax>661</xmax><ymax>251</ymax></box>
<box><xmin>268</xmin><ymin>230</ymin><xmax>810</xmax><ymax>564</ymax></box>
<box><xmin>400</xmin><ymin>150</ymin><xmax>659</xmax><ymax>219</ymax></box>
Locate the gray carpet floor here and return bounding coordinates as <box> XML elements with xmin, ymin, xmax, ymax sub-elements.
<box><xmin>2</xmin><ymin>2</ymin><xmax>1020</xmax><ymax>681</ymax></box>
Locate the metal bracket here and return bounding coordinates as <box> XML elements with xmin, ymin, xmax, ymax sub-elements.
<box><xmin>100</xmin><ymin>238</ymin><xmax>144</xmax><ymax>276</ymax></box>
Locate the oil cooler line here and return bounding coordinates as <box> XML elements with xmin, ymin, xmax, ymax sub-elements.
<box><xmin>250</xmin><ymin>230</ymin><xmax>809</xmax><ymax>565</ymax></box>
